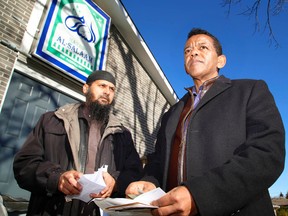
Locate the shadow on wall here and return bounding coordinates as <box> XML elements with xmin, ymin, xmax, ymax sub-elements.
<box><xmin>109</xmin><ymin>29</ymin><xmax>170</xmax><ymax>156</ymax></box>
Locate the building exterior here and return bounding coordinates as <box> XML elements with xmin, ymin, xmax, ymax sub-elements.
<box><xmin>272</xmin><ymin>198</ymin><xmax>288</xmax><ymax>216</ymax></box>
<box><xmin>0</xmin><ymin>0</ymin><xmax>178</xmax><ymax>213</ymax></box>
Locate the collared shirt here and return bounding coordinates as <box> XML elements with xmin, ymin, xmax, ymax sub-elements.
<box><xmin>188</xmin><ymin>75</ymin><xmax>220</xmax><ymax>107</ymax></box>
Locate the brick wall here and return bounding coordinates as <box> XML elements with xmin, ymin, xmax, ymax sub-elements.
<box><xmin>0</xmin><ymin>45</ymin><xmax>17</xmax><ymax>106</ymax></box>
<box><xmin>0</xmin><ymin>0</ymin><xmax>36</xmax><ymax>106</ymax></box>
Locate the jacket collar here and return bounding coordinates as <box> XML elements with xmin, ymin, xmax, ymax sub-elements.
<box><xmin>171</xmin><ymin>75</ymin><xmax>231</xmax><ymax>117</ymax></box>
<box><xmin>195</xmin><ymin>75</ymin><xmax>231</xmax><ymax>110</ymax></box>
<box><xmin>54</xmin><ymin>103</ymin><xmax>124</xmax><ymax>171</ymax></box>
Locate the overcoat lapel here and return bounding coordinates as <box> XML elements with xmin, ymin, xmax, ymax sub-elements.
<box><xmin>192</xmin><ymin>76</ymin><xmax>232</xmax><ymax>117</ymax></box>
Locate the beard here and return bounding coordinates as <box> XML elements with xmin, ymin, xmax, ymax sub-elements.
<box><xmin>86</xmin><ymin>91</ymin><xmax>114</xmax><ymax>123</ymax></box>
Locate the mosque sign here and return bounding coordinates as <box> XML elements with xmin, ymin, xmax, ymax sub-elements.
<box><xmin>34</xmin><ymin>0</ymin><xmax>111</xmax><ymax>82</ymax></box>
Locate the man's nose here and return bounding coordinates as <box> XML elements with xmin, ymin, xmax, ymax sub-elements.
<box><xmin>103</xmin><ymin>87</ymin><xmax>111</xmax><ymax>95</ymax></box>
<box><xmin>191</xmin><ymin>48</ymin><xmax>198</xmax><ymax>56</ymax></box>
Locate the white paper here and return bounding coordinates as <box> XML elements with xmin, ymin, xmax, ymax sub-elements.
<box><xmin>133</xmin><ymin>187</ymin><xmax>166</xmax><ymax>204</ymax></box>
<box><xmin>94</xmin><ymin>187</ymin><xmax>166</xmax><ymax>215</ymax></box>
<box><xmin>66</xmin><ymin>165</ymin><xmax>107</xmax><ymax>203</ymax></box>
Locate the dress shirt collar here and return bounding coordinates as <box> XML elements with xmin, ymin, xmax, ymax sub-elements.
<box><xmin>185</xmin><ymin>75</ymin><xmax>220</xmax><ymax>97</ymax></box>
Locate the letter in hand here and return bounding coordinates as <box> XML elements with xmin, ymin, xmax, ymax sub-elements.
<box><xmin>89</xmin><ymin>171</ymin><xmax>116</xmax><ymax>198</ymax></box>
<box><xmin>58</xmin><ymin>170</ymin><xmax>83</xmax><ymax>195</ymax></box>
<box><xmin>125</xmin><ymin>181</ymin><xmax>156</xmax><ymax>199</ymax></box>
<box><xmin>150</xmin><ymin>186</ymin><xmax>197</xmax><ymax>216</ymax></box>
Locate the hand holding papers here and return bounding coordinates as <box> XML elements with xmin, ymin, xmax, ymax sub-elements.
<box><xmin>94</xmin><ymin>187</ymin><xmax>166</xmax><ymax>214</ymax></box>
<box><xmin>66</xmin><ymin>166</ymin><xmax>107</xmax><ymax>203</ymax></box>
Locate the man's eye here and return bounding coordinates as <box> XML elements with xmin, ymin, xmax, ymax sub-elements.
<box><xmin>200</xmin><ymin>46</ymin><xmax>207</xmax><ymax>50</ymax></box>
<box><xmin>184</xmin><ymin>48</ymin><xmax>192</xmax><ymax>55</ymax></box>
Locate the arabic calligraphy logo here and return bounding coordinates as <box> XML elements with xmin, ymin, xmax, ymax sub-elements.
<box><xmin>65</xmin><ymin>15</ymin><xmax>96</xmax><ymax>43</ymax></box>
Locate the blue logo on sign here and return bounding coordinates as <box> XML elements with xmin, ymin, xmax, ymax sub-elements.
<box><xmin>65</xmin><ymin>15</ymin><xmax>96</xmax><ymax>43</ymax></box>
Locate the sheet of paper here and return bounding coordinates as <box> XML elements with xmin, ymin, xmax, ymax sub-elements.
<box><xmin>66</xmin><ymin>165</ymin><xmax>107</xmax><ymax>203</ymax></box>
<box><xmin>133</xmin><ymin>187</ymin><xmax>166</xmax><ymax>204</ymax></box>
<box><xmin>94</xmin><ymin>187</ymin><xmax>166</xmax><ymax>215</ymax></box>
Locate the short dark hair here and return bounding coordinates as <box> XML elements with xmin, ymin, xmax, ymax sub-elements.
<box><xmin>187</xmin><ymin>28</ymin><xmax>223</xmax><ymax>56</ymax></box>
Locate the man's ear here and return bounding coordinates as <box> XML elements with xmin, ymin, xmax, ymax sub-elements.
<box><xmin>217</xmin><ymin>54</ymin><xmax>226</xmax><ymax>69</ymax></box>
<box><xmin>82</xmin><ymin>84</ymin><xmax>89</xmax><ymax>94</ymax></box>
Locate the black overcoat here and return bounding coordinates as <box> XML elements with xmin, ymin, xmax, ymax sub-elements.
<box><xmin>144</xmin><ymin>75</ymin><xmax>285</xmax><ymax>216</ymax></box>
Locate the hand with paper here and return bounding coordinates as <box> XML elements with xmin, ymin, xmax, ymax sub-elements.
<box><xmin>125</xmin><ymin>180</ymin><xmax>157</xmax><ymax>198</ymax></box>
<box><xmin>58</xmin><ymin>170</ymin><xmax>83</xmax><ymax>196</ymax></box>
<box><xmin>94</xmin><ymin>187</ymin><xmax>166</xmax><ymax>215</ymax></box>
<box><xmin>65</xmin><ymin>166</ymin><xmax>112</xmax><ymax>203</ymax></box>
<box><xmin>90</xmin><ymin>171</ymin><xmax>116</xmax><ymax>198</ymax></box>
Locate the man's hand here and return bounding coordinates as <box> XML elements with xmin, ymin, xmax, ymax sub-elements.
<box><xmin>125</xmin><ymin>181</ymin><xmax>156</xmax><ymax>198</ymax></box>
<box><xmin>90</xmin><ymin>172</ymin><xmax>116</xmax><ymax>198</ymax></box>
<box><xmin>151</xmin><ymin>186</ymin><xmax>197</xmax><ymax>216</ymax></box>
<box><xmin>58</xmin><ymin>170</ymin><xmax>83</xmax><ymax>195</ymax></box>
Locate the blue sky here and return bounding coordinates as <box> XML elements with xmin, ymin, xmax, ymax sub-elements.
<box><xmin>120</xmin><ymin>0</ymin><xmax>288</xmax><ymax>197</ymax></box>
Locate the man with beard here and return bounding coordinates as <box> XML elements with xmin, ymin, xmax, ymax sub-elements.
<box><xmin>13</xmin><ymin>70</ymin><xmax>143</xmax><ymax>216</ymax></box>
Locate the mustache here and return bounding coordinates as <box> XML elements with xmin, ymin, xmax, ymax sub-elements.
<box><xmin>99</xmin><ymin>95</ymin><xmax>109</xmax><ymax>100</ymax></box>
